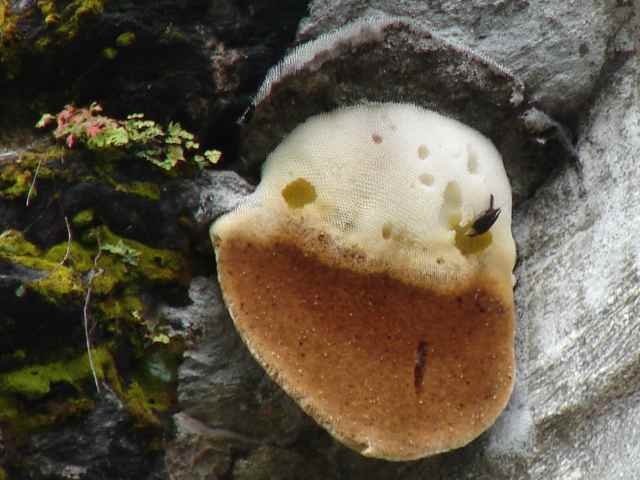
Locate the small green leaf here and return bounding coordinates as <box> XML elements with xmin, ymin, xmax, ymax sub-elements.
<box><xmin>102</xmin><ymin>47</ymin><xmax>119</xmax><ymax>60</ymax></box>
<box><xmin>35</xmin><ymin>113</ymin><xmax>56</xmax><ymax>129</ymax></box>
<box><xmin>101</xmin><ymin>240</ymin><xmax>141</xmax><ymax>266</ymax></box>
<box><xmin>204</xmin><ymin>150</ymin><xmax>221</xmax><ymax>164</ymax></box>
<box><xmin>116</xmin><ymin>32</ymin><xmax>136</xmax><ymax>47</ymax></box>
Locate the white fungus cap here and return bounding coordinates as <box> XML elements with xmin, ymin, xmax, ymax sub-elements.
<box><xmin>216</xmin><ymin>103</ymin><xmax>516</xmax><ymax>290</ymax></box>
<box><xmin>212</xmin><ymin>103</ymin><xmax>517</xmax><ymax>460</ymax></box>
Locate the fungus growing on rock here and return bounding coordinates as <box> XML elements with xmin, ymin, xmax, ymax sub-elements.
<box><xmin>211</xmin><ymin>103</ymin><xmax>516</xmax><ymax>460</ymax></box>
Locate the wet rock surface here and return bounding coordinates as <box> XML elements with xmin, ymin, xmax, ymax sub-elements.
<box><xmin>299</xmin><ymin>0</ymin><xmax>637</xmax><ymax>118</ymax></box>
<box><xmin>1</xmin><ymin>0</ymin><xmax>639</xmax><ymax>478</ymax></box>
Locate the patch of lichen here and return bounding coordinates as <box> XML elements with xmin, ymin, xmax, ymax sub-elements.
<box><xmin>0</xmin><ymin>342</ymin><xmax>179</xmax><ymax>435</ymax></box>
<box><xmin>1</xmin><ymin>0</ymin><xmax>106</xmax><ymax>79</ymax></box>
<box><xmin>72</xmin><ymin>208</ymin><xmax>95</xmax><ymax>228</ymax></box>
<box><xmin>0</xmin><ymin>146</ymin><xmax>67</xmax><ymax>200</ymax></box>
<box><xmin>0</xmin><ymin>222</ymin><xmax>187</xmax><ymax>309</ymax></box>
<box><xmin>0</xmin><ymin>347</ymin><xmax>112</xmax><ymax>434</ymax></box>
<box><xmin>0</xmin><ymin>347</ymin><xmax>112</xmax><ymax>399</ymax></box>
<box><xmin>87</xmin><ymin>225</ymin><xmax>188</xmax><ymax>284</ymax></box>
<box><xmin>35</xmin><ymin>0</ymin><xmax>105</xmax><ymax>46</ymax></box>
<box><xmin>0</xmin><ymin>230</ymin><xmax>85</xmax><ymax>303</ymax></box>
<box><xmin>0</xmin><ymin>230</ymin><xmax>42</xmax><ymax>257</ymax></box>
<box><xmin>114</xmin><ymin>181</ymin><xmax>161</xmax><ymax>200</ymax></box>
<box><xmin>0</xmin><ymin>0</ymin><xmax>22</xmax><ymax>78</ymax></box>
<box><xmin>123</xmin><ymin>345</ymin><xmax>181</xmax><ymax>428</ymax></box>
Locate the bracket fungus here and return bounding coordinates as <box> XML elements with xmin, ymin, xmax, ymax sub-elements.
<box><xmin>211</xmin><ymin>102</ymin><xmax>516</xmax><ymax>460</ymax></box>
<box><xmin>203</xmin><ymin>14</ymin><xmax>558</xmax><ymax>461</ymax></box>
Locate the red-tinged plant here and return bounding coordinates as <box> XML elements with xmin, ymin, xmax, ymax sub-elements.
<box><xmin>36</xmin><ymin>103</ymin><xmax>222</xmax><ymax>171</ymax></box>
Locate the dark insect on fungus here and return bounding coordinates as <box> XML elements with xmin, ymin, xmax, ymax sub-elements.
<box><xmin>467</xmin><ymin>194</ymin><xmax>501</xmax><ymax>237</ymax></box>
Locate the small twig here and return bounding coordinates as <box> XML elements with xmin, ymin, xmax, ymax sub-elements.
<box><xmin>60</xmin><ymin>216</ymin><xmax>72</xmax><ymax>265</ymax></box>
<box><xmin>83</xmin><ymin>236</ymin><xmax>103</xmax><ymax>393</ymax></box>
<box><xmin>25</xmin><ymin>158</ymin><xmax>43</xmax><ymax>207</ymax></box>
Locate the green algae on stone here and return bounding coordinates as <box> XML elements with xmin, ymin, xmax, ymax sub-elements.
<box><xmin>116</xmin><ymin>31</ymin><xmax>136</xmax><ymax>47</ymax></box>
<box><xmin>1</xmin><ymin>0</ymin><xmax>107</xmax><ymax>79</ymax></box>
<box><xmin>0</xmin><ymin>347</ymin><xmax>113</xmax><ymax>399</ymax></box>
<box><xmin>72</xmin><ymin>208</ymin><xmax>95</xmax><ymax>228</ymax></box>
<box><xmin>30</xmin><ymin>264</ymin><xmax>85</xmax><ymax>302</ymax></box>
<box><xmin>97</xmin><ymin>293</ymin><xmax>145</xmax><ymax>323</ymax></box>
<box><xmin>0</xmin><ymin>223</ymin><xmax>187</xmax><ymax>308</ymax></box>
<box><xmin>114</xmin><ymin>181</ymin><xmax>161</xmax><ymax>200</ymax></box>
<box><xmin>102</xmin><ymin>46</ymin><xmax>118</xmax><ymax>60</ymax></box>
<box><xmin>0</xmin><ymin>146</ymin><xmax>66</xmax><ymax>200</ymax></box>
<box><xmin>0</xmin><ymin>165</ymin><xmax>33</xmax><ymax>199</ymax></box>
<box><xmin>90</xmin><ymin>225</ymin><xmax>188</xmax><ymax>283</ymax></box>
<box><xmin>0</xmin><ymin>230</ymin><xmax>42</xmax><ymax>257</ymax></box>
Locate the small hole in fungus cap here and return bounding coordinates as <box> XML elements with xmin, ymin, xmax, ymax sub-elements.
<box><xmin>467</xmin><ymin>147</ymin><xmax>479</xmax><ymax>173</ymax></box>
<box><xmin>382</xmin><ymin>222</ymin><xmax>392</xmax><ymax>239</ymax></box>
<box><xmin>372</xmin><ymin>133</ymin><xmax>383</xmax><ymax>144</ymax></box>
<box><xmin>419</xmin><ymin>173</ymin><xmax>434</xmax><ymax>186</ymax></box>
<box><xmin>443</xmin><ymin>181</ymin><xmax>462</xmax><ymax>209</ymax></box>
<box><xmin>417</xmin><ymin>144</ymin><xmax>429</xmax><ymax>159</ymax></box>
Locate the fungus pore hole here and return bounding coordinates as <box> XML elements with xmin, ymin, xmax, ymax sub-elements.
<box><xmin>382</xmin><ymin>223</ymin><xmax>393</xmax><ymax>240</ymax></box>
<box><xmin>467</xmin><ymin>148</ymin><xmax>479</xmax><ymax>173</ymax></box>
<box><xmin>443</xmin><ymin>181</ymin><xmax>462</xmax><ymax>209</ymax></box>
<box><xmin>281</xmin><ymin>178</ymin><xmax>317</xmax><ymax>208</ymax></box>
<box><xmin>419</xmin><ymin>173</ymin><xmax>434</xmax><ymax>186</ymax></box>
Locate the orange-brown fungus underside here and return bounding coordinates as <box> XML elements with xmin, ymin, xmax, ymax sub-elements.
<box><xmin>217</xmin><ymin>237</ymin><xmax>514</xmax><ymax>457</ymax></box>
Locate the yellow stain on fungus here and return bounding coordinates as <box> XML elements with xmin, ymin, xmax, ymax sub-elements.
<box><xmin>281</xmin><ymin>177</ymin><xmax>317</xmax><ymax>209</ymax></box>
<box><xmin>449</xmin><ymin>214</ymin><xmax>493</xmax><ymax>255</ymax></box>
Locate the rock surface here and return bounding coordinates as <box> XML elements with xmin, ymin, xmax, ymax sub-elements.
<box><xmin>299</xmin><ymin>0</ymin><xmax>637</xmax><ymax>117</ymax></box>
<box><xmin>1</xmin><ymin>0</ymin><xmax>639</xmax><ymax>478</ymax></box>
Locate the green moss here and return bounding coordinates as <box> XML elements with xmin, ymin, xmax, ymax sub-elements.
<box><xmin>0</xmin><ymin>0</ymin><xmax>22</xmax><ymax>78</ymax></box>
<box><xmin>92</xmin><ymin>226</ymin><xmax>187</xmax><ymax>283</ymax></box>
<box><xmin>114</xmin><ymin>181</ymin><xmax>161</xmax><ymax>200</ymax></box>
<box><xmin>102</xmin><ymin>46</ymin><xmax>118</xmax><ymax>60</ymax></box>
<box><xmin>30</xmin><ymin>264</ymin><xmax>85</xmax><ymax>302</ymax></box>
<box><xmin>0</xmin><ymin>347</ymin><xmax>112</xmax><ymax>399</ymax></box>
<box><xmin>0</xmin><ymin>346</ymin><xmax>117</xmax><ymax>434</ymax></box>
<box><xmin>0</xmin><ymin>230</ymin><xmax>42</xmax><ymax>256</ymax></box>
<box><xmin>0</xmin><ymin>466</ymin><xmax>8</xmax><ymax>480</ymax></box>
<box><xmin>124</xmin><ymin>381</ymin><xmax>162</xmax><ymax>427</ymax></box>
<box><xmin>0</xmin><ymin>231</ymin><xmax>85</xmax><ymax>302</ymax></box>
<box><xmin>0</xmin><ymin>224</ymin><xmax>186</xmax><ymax>310</ymax></box>
<box><xmin>116</xmin><ymin>31</ymin><xmax>136</xmax><ymax>47</ymax></box>
<box><xmin>123</xmin><ymin>347</ymin><xmax>180</xmax><ymax>427</ymax></box>
<box><xmin>97</xmin><ymin>293</ymin><xmax>144</xmax><ymax>323</ymax></box>
<box><xmin>1</xmin><ymin>0</ymin><xmax>107</xmax><ymax>76</ymax></box>
<box><xmin>72</xmin><ymin>209</ymin><xmax>95</xmax><ymax>228</ymax></box>
<box><xmin>40</xmin><ymin>0</ymin><xmax>106</xmax><ymax>42</ymax></box>
<box><xmin>0</xmin><ymin>164</ymin><xmax>33</xmax><ymax>199</ymax></box>
<box><xmin>0</xmin><ymin>146</ymin><xmax>66</xmax><ymax>199</ymax></box>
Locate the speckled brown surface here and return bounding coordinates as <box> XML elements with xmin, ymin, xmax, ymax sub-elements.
<box><xmin>216</xmin><ymin>235</ymin><xmax>515</xmax><ymax>459</ymax></box>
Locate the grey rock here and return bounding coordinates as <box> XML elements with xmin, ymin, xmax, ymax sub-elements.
<box><xmin>21</xmin><ymin>388</ymin><xmax>166</xmax><ymax>480</ymax></box>
<box><xmin>237</xmin><ymin>15</ymin><xmax>572</xmax><ymax>205</ymax></box>
<box><xmin>163</xmin><ymin>277</ymin><xmax>309</xmax><ymax>477</ymax></box>
<box><xmin>299</xmin><ymin>0</ymin><xmax>637</xmax><ymax>117</ymax></box>
<box><xmin>232</xmin><ymin>445</ymin><xmax>329</xmax><ymax>480</ymax></box>
<box><xmin>191</xmin><ymin>171</ymin><xmax>254</xmax><ymax>227</ymax></box>
<box><xmin>506</xmin><ymin>53</ymin><xmax>640</xmax><ymax>479</ymax></box>
<box><xmin>166</xmin><ymin>412</ymin><xmax>255</xmax><ymax>480</ymax></box>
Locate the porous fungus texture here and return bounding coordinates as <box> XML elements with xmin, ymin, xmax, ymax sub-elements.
<box><xmin>211</xmin><ymin>103</ymin><xmax>516</xmax><ymax>460</ymax></box>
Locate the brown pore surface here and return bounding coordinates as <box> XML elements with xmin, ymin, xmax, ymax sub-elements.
<box><xmin>215</xmin><ymin>234</ymin><xmax>515</xmax><ymax>460</ymax></box>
